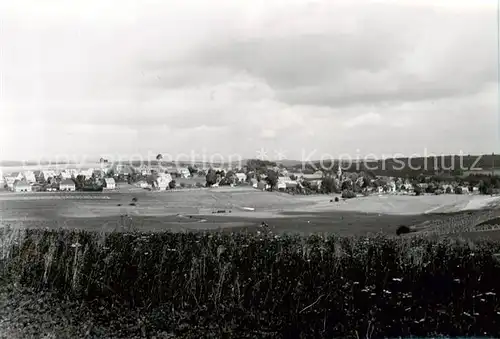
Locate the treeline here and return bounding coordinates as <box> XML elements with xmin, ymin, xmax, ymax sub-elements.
<box><xmin>307</xmin><ymin>155</ymin><xmax>500</xmax><ymax>177</ymax></box>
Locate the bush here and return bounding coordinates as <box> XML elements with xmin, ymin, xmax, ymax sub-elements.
<box><xmin>334</xmin><ymin>197</ymin><xmax>340</xmax><ymax>202</ymax></box>
<box><xmin>396</xmin><ymin>225</ymin><xmax>411</xmax><ymax>235</ymax></box>
<box><xmin>341</xmin><ymin>190</ymin><xmax>356</xmax><ymax>199</ymax></box>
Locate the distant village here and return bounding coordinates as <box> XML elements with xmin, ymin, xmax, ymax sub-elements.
<box><xmin>1</xmin><ymin>157</ymin><xmax>496</xmax><ymax>197</ymax></box>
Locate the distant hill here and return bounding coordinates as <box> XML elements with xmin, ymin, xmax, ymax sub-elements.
<box><xmin>0</xmin><ymin>160</ymin><xmax>76</xmax><ymax>167</ymax></box>
<box><xmin>311</xmin><ymin>154</ymin><xmax>500</xmax><ymax>177</ymax></box>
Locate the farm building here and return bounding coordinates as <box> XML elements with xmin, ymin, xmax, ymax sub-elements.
<box><xmin>104</xmin><ymin>178</ymin><xmax>116</xmax><ymax>190</ymax></box>
<box><xmin>13</xmin><ymin>180</ymin><xmax>31</xmax><ymax>192</ymax></box>
<box><xmin>59</xmin><ymin>179</ymin><xmax>76</xmax><ymax>191</ymax></box>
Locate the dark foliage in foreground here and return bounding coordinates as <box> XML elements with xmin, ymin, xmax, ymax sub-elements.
<box><xmin>2</xmin><ymin>228</ymin><xmax>500</xmax><ymax>338</ymax></box>
<box><xmin>396</xmin><ymin>225</ymin><xmax>412</xmax><ymax>236</ymax></box>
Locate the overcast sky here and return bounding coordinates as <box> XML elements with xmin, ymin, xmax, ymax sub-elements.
<box><xmin>0</xmin><ymin>0</ymin><xmax>498</xmax><ymax>162</ymax></box>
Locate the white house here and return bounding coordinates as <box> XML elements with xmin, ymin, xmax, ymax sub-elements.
<box><xmin>104</xmin><ymin>177</ymin><xmax>116</xmax><ymax>190</ymax></box>
<box><xmin>178</xmin><ymin>168</ymin><xmax>191</xmax><ymax>178</ymax></box>
<box><xmin>59</xmin><ymin>170</ymin><xmax>72</xmax><ymax>180</ymax></box>
<box><xmin>13</xmin><ymin>180</ymin><xmax>31</xmax><ymax>192</ymax></box>
<box><xmin>139</xmin><ymin>166</ymin><xmax>150</xmax><ymax>176</ymax></box>
<box><xmin>235</xmin><ymin>173</ymin><xmax>247</xmax><ymax>183</ymax></box>
<box><xmin>23</xmin><ymin>171</ymin><xmax>36</xmax><ymax>183</ymax></box>
<box><xmin>41</xmin><ymin>170</ymin><xmax>56</xmax><ymax>182</ymax></box>
<box><xmin>156</xmin><ymin>173</ymin><xmax>173</xmax><ymax>190</ymax></box>
<box><xmin>59</xmin><ymin>179</ymin><xmax>76</xmax><ymax>191</ymax></box>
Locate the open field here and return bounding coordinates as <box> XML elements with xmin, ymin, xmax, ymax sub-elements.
<box><xmin>2</xmin><ymin>188</ymin><xmax>500</xmax><ymax>238</ymax></box>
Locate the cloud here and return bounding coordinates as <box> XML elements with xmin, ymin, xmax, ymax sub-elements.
<box><xmin>343</xmin><ymin>113</ymin><xmax>382</xmax><ymax>128</ymax></box>
<box><xmin>0</xmin><ymin>0</ymin><xmax>497</xmax><ymax>161</ymax></box>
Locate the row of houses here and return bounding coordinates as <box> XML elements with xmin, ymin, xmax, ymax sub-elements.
<box><xmin>3</xmin><ymin>174</ymin><xmax>117</xmax><ymax>193</ymax></box>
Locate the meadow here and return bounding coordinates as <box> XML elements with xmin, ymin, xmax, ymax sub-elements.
<box><xmin>1</xmin><ymin>227</ymin><xmax>500</xmax><ymax>338</ymax></box>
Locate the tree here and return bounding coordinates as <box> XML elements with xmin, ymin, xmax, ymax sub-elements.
<box><xmin>188</xmin><ymin>166</ymin><xmax>198</xmax><ymax>176</ymax></box>
<box><xmin>321</xmin><ymin>177</ymin><xmax>338</xmax><ymax>194</ymax></box>
<box><xmin>265</xmin><ymin>171</ymin><xmax>278</xmax><ymax>191</ymax></box>
<box><xmin>362</xmin><ymin>177</ymin><xmax>370</xmax><ymax>189</ymax></box>
<box><xmin>156</xmin><ymin>154</ymin><xmax>163</xmax><ymax>169</ymax></box>
<box><xmin>479</xmin><ymin>180</ymin><xmax>493</xmax><ymax>195</ymax></box>
<box><xmin>414</xmin><ymin>185</ymin><xmax>422</xmax><ymax>196</ymax></box>
<box><xmin>106</xmin><ymin>169</ymin><xmax>115</xmax><ymax>178</ymax></box>
<box><xmin>206</xmin><ymin>169</ymin><xmax>217</xmax><ymax>187</ymax></box>
<box><xmin>341</xmin><ymin>180</ymin><xmax>352</xmax><ymax>191</ymax></box>
<box><xmin>225</xmin><ymin>171</ymin><xmax>235</xmax><ymax>183</ymax></box>
<box><xmin>426</xmin><ymin>183</ymin><xmax>436</xmax><ymax>194</ymax></box>
<box><xmin>75</xmin><ymin>175</ymin><xmax>86</xmax><ymax>190</ymax></box>
<box><xmin>169</xmin><ymin>180</ymin><xmax>176</xmax><ymax>189</ymax></box>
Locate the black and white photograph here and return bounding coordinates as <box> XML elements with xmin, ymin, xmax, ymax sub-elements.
<box><xmin>1</xmin><ymin>0</ymin><xmax>500</xmax><ymax>337</ymax></box>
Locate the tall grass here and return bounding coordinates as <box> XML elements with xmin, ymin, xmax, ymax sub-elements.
<box><xmin>1</xmin><ymin>226</ymin><xmax>500</xmax><ymax>338</ymax></box>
